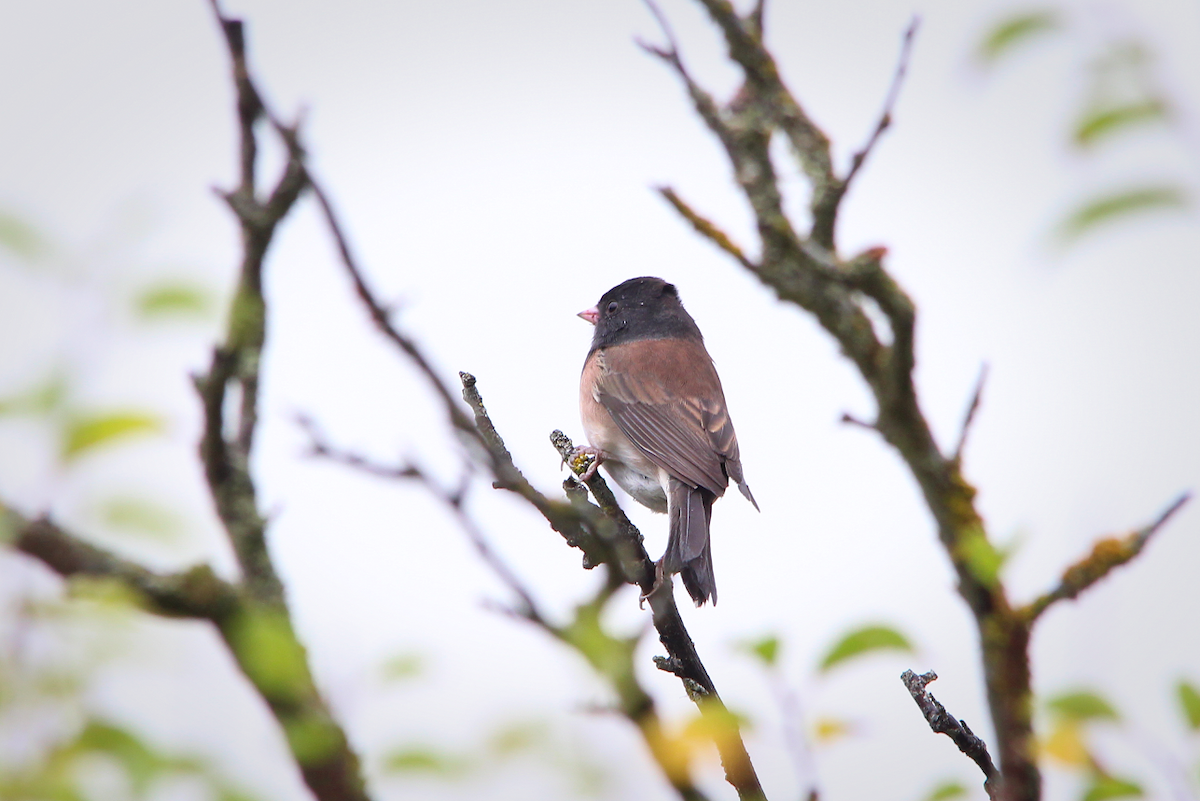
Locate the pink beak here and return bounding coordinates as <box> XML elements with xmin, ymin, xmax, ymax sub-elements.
<box><xmin>577</xmin><ymin>306</ymin><xmax>599</xmax><ymax>325</ymax></box>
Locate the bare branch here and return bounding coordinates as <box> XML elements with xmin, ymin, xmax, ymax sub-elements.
<box><xmin>8</xmin><ymin>510</ymin><xmax>238</xmax><ymax>620</ymax></box>
<box><xmin>198</xmin><ymin>0</ymin><xmax>310</xmax><ymax>606</ymax></box>
<box><xmin>1023</xmin><ymin>492</ymin><xmax>1191</xmax><ymax>622</ymax></box>
<box><xmin>194</xmin><ymin>7</ymin><xmax>369</xmax><ymax>800</ymax></box>
<box><xmin>842</xmin><ymin>18</ymin><xmax>920</xmax><ymax>191</ymax></box>
<box><xmin>297</xmin><ymin>416</ymin><xmax>549</xmax><ymax>626</ymax></box>
<box><xmin>656</xmin><ymin>5</ymin><xmax>1047</xmax><ymax>798</ymax></box>
<box><xmin>901</xmin><ymin>670</ymin><xmax>999</xmax><ymax>799</ymax></box>
<box><xmin>305</xmin><ymin>180</ymin><xmax>479</xmax><ymax>448</ymax></box>
<box><xmin>657</xmin><ymin>187</ymin><xmax>757</xmax><ymax>271</ymax></box>
<box><xmin>953</xmin><ymin>363</ymin><xmax>989</xmax><ymax>463</ymax></box>
<box><xmin>454</xmin><ymin>378</ymin><xmax>766</xmax><ymax>800</ymax></box>
<box><xmin>298</xmin><ymin>398</ymin><xmax>727</xmax><ymax>800</ymax></box>
<box><xmin>691</xmin><ymin>0</ymin><xmax>837</xmax><ymax>236</ymax></box>
<box><xmin>840</xmin><ymin>412</ymin><xmax>878</xmax><ymax>431</ymax></box>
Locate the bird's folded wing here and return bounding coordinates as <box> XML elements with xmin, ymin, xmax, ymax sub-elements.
<box><xmin>596</xmin><ymin>371</ymin><xmax>730</xmax><ymax>496</ymax></box>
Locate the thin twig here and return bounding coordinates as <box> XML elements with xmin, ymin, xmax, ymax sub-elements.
<box><xmin>305</xmin><ymin>179</ymin><xmax>478</xmax><ymax>444</ymax></box>
<box><xmin>901</xmin><ymin>670</ymin><xmax>999</xmax><ymax>799</ymax></box>
<box><xmin>953</xmin><ymin>363</ymin><xmax>989</xmax><ymax>463</ymax></box>
<box><xmin>297</xmin><ymin>416</ymin><xmax>549</xmax><ymax>626</ymax></box>
<box><xmin>658</xmin><ymin>187</ymin><xmax>757</xmax><ymax>271</ymax></box>
<box><xmin>10</xmin><ymin>511</ymin><xmax>239</xmax><ymax>620</ymax></box>
<box><xmin>840</xmin><ymin>412</ymin><xmax>878</xmax><ymax>431</ymax></box>
<box><xmin>455</xmin><ymin>382</ymin><xmax>766</xmax><ymax>801</ymax></box>
<box><xmin>842</xmin><ymin>18</ymin><xmax>920</xmax><ymax>190</ymax></box>
<box><xmin>1023</xmin><ymin>492</ymin><xmax>1191</xmax><ymax>621</ymax></box>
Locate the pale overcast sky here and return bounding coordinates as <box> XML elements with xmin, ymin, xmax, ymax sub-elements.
<box><xmin>1</xmin><ymin>1</ymin><xmax>1198</xmax><ymax>800</ymax></box>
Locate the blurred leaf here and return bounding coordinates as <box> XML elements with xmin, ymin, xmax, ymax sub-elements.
<box><xmin>383</xmin><ymin>747</ymin><xmax>471</xmax><ymax>777</ymax></box>
<box><xmin>739</xmin><ymin>634</ymin><xmax>781</xmax><ymax>667</ymax></box>
<box><xmin>74</xmin><ymin>721</ymin><xmax>196</xmax><ymax>792</ymax></box>
<box><xmin>98</xmin><ymin>496</ymin><xmax>180</xmax><ymax>540</ymax></box>
<box><xmin>560</xmin><ymin>599</ymin><xmax>638</xmax><ymax>688</ymax></box>
<box><xmin>0</xmin><ymin>373</ymin><xmax>67</xmax><ymax>416</ymax></box>
<box><xmin>0</xmin><ymin>210</ymin><xmax>48</xmax><ymax>260</ymax></box>
<box><xmin>283</xmin><ymin>717</ymin><xmax>343</xmax><ymax>765</ymax></box>
<box><xmin>1046</xmin><ymin>690</ymin><xmax>1119</xmax><ymax>722</ymax></box>
<box><xmin>227</xmin><ymin>609</ymin><xmax>313</xmax><ymax>703</ymax></box>
<box><xmin>1075</xmin><ymin>99</ymin><xmax>1168</xmax><ymax>147</ymax></box>
<box><xmin>1082</xmin><ymin>775</ymin><xmax>1143</xmax><ymax>801</ymax></box>
<box><xmin>380</xmin><ymin>652</ymin><xmax>423</xmax><ymax>682</ymax></box>
<box><xmin>1042</xmin><ymin>721</ymin><xmax>1090</xmax><ymax>766</ymax></box>
<box><xmin>488</xmin><ymin>720</ymin><xmax>549</xmax><ymax>757</ymax></box>
<box><xmin>135</xmin><ymin>281</ymin><xmax>215</xmax><ymax>320</ymax></box>
<box><xmin>818</xmin><ymin>624</ymin><xmax>914</xmax><ymax>673</ymax></box>
<box><xmin>216</xmin><ymin>791</ymin><xmax>262</xmax><ymax>801</ymax></box>
<box><xmin>63</xmin><ymin>411</ymin><xmax>162</xmax><ymax>461</ymax></box>
<box><xmin>1176</xmin><ymin>680</ymin><xmax>1200</xmax><ymax>730</ymax></box>
<box><xmin>812</xmin><ymin>716</ymin><xmax>854</xmax><ymax>744</ymax></box>
<box><xmin>979</xmin><ymin>11</ymin><xmax>1060</xmax><ymax>63</ymax></box>
<box><xmin>681</xmin><ymin>703</ymin><xmax>749</xmax><ymax>753</ymax></box>
<box><xmin>924</xmin><ymin>780</ymin><xmax>969</xmax><ymax>801</ymax></box>
<box><xmin>958</xmin><ymin>527</ymin><xmax>1008</xmax><ymax>589</ymax></box>
<box><xmin>1059</xmin><ymin>185</ymin><xmax>1187</xmax><ymax>241</ymax></box>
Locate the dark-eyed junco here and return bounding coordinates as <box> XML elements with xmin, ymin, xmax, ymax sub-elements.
<box><xmin>577</xmin><ymin>277</ymin><xmax>757</xmax><ymax>606</ymax></box>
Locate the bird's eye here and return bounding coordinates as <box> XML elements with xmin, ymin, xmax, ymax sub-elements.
<box><xmin>606</xmin><ymin>301</ymin><xmax>618</xmax><ymax>314</ymax></box>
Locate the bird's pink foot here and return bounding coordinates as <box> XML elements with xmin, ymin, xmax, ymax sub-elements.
<box><xmin>570</xmin><ymin>446</ymin><xmax>605</xmax><ymax>481</ymax></box>
<box><xmin>638</xmin><ymin>561</ymin><xmax>671</xmax><ymax>609</ymax></box>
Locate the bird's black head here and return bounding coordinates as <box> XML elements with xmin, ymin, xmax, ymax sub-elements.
<box><xmin>587</xmin><ymin>276</ymin><xmax>703</xmax><ymax>352</ymax></box>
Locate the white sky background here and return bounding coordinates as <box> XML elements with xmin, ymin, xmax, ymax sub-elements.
<box><xmin>1</xmin><ymin>0</ymin><xmax>1198</xmax><ymax>800</ymax></box>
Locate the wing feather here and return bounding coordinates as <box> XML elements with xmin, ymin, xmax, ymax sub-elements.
<box><xmin>594</xmin><ymin>339</ymin><xmax>744</xmax><ymax>497</ymax></box>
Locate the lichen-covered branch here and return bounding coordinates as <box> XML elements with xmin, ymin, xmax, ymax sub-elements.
<box><xmin>192</xmin><ymin>5</ymin><xmax>371</xmax><ymax>800</ymax></box>
<box><xmin>902</xmin><ymin>670</ymin><xmax>999</xmax><ymax>799</ymax></box>
<box><xmin>462</xmin><ymin>379</ymin><xmax>765</xmax><ymax>800</ymax></box>
<box><xmin>297</xmin><ymin>407</ymin><xmax>723</xmax><ymax>801</ymax></box>
<box><xmin>7</xmin><ymin>510</ymin><xmax>238</xmax><ymax>620</ymax></box>
<box><xmin>8</xmin><ymin>5</ymin><xmax>369</xmax><ymax>793</ymax></box>
<box><xmin>1022</xmin><ymin>492</ymin><xmax>1191</xmax><ymax>622</ymax></box>
<box><xmin>652</xmin><ymin>4</ymin><xmax>1189</xmax><ymax>801</ymax></box>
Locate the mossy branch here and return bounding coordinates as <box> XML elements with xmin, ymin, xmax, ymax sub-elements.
<box><xmin>1022</xmin><ymin>492</ymin><xmax>1191</xmax><ymax>622</ymax></box>
<box><xmin>652</xmin><ymin>4</ymin><xmax>1189</xmax><ymax>801</ymax></box>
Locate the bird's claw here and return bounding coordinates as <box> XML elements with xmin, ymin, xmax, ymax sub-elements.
<box><xmin>569</xmin><ymin>446</ymin><xmax>604</xmax><ymax>482</ymax></box>
<box><xmin>638</xmin><ymin>561</ymin><xmax>670</xmax><ymax>609</ymax></box>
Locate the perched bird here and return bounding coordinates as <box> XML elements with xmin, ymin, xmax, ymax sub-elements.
<box><xmin>577</xmin><ymin>277</ymin><xmax>757</xmax><ymax>606</ymax></box>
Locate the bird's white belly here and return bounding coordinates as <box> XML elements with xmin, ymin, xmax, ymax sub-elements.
<box><xmin>602</xmin><ymin>460</ymin><xmax>668</xmax><ymax>513</ymax></box>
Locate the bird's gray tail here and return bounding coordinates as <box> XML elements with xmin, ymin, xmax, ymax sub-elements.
<box><xmin>664</xmin><ymin>479</ymin><xmax>717</xmax><ymax>606</ymax></box>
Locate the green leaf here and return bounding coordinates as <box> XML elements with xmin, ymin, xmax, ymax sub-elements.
<box><xmin>63</xmin><ymin>411</ymin><xmax>162</xmax><ymax>460</ymax></box>
<box><xmin>380</xmin><ymin>652</ymin><xmax>423</xmax><ymax>682</ymax></box>
<box><xmin>739</xmin><ymin>634</ymin><xmax>781</xmax><ymax>667</ymax></box>
<box><xmin>958</xmin><ymin>526</ymin><xmax>1008</xmax><ymax>588</ymax></box>
<box><xmin>1176</xmin><ymin>680</ymin><xmax>1200</xmax><ymax>730</ymax></box>
<box><xmin>1082</xmin><ymin>775</ymin><xmax>1142</xmax><ymax>801</ymax></box>
<box><xmin>488</xmin><ymin>720</ymin><xmax>549</xmax><ymax>757</ymax></box>
<box><xmin>924</xmin><ymin>780</ymin><xmax>969</xmax><ymax>801</ymax></box>
<box><xmin>74</xmin><ymin>721</ymin><xmax>196</xmax><ymax>791</ymax></box>
<box><xmin>135</xmin><ymin>281</ymin><xmax>214</xmax><ymax>320</ymax></box>
<box><xmin>979</xmin><ymin>11</ymin><xmax>1060</xmax><ymax>63</ymax></box>
<box><xmin>1075</xmin><ymin>99</ymin><xmax>1168</xmax><ymax>147</ymax></box>
<box><xmin>1059</xmin><ymin>185</ymin><xmax>1187</xmax><ymax>241</ymax></box>
<box><xmin>0</xmin><ymin>210</ymin><xmax>48</xmax><ymax>260</ymax></box>
<box><xmin>812</xmin><ymin>716</ymin><xmax>855</xmax><ymax>743</ymax></box>
<box><xmin>1046</xmin><ymin>690</ymin><xmax>1119</xmax><ymax>722</ymax></box>
<box><xmin>98</xmin><ymin>496</ymin><xmax>180</xmax><ymax>540</ymax></box>
<box><xmin>383</xmin><ymin>747</ymin><xmax>471</xmax><ymax>777</ymax></box>
<box><xmin>0</xmin><ymin>373</ymin><xmax>67</xmax><ymax>416</ymax></box>
<box><xmin>818</xmin><ymin>624</ymin><xmax>914</xmax><ymax>673</ymax></box>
